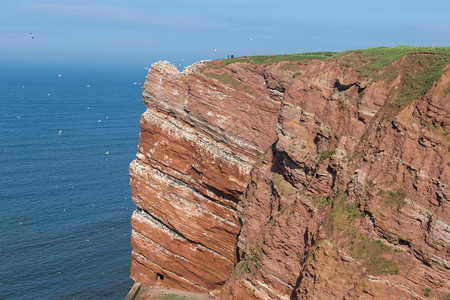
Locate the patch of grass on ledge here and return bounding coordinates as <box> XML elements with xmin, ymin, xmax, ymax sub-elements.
<box><xmin>325</xmin><ymin>191</ymin><xmax>402</xmax><ymax>276</ymax></box>
<box><xmin>203</xmin><ymin>72</ymin><xmax>251</xmax><ymax>93</ymax></box>
<box><xmin>377</xmin><ymin>189</ymin><xmax>406</xmax><ymax>210</ymax></box>
<box><xmin>352</xmin><ymin>234</ymin><xmax>399</xmax><ymax>275</ymax></box>
<box><xmin>232</xmin><ymin>255</ymin><xmax>259</xmax><ymax>278</ymax></box>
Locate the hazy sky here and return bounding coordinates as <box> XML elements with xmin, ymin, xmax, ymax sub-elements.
<box><xmin>1</xmin><ymin>0</ymin><xmax>449</xmax><ymax>68</ymax></box>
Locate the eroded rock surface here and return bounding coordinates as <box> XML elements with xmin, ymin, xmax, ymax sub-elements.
<box><xmin>130</xmin><ymin>50</ymin><xmax>450</xmax><ymax>299</ymax></box>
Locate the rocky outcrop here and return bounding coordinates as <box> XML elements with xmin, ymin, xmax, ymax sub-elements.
<box><xmin>130</xmin><ymin>49</ymin><xmax>450</xmax><ymax>299</ymax></box>
<box><xmin>129</xmin><ymin>60</ymin><xmax>281</xmax><ymax>293</ymax></box>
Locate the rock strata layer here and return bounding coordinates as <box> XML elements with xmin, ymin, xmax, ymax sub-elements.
<box><xmin>130</xmin><ymin>50</ymin><xmax>450</xmax><ymax>299</ymax></box>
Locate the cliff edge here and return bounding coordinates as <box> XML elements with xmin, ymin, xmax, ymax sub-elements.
<box><xmin>129</xmin><ymin>47</ymin><xmax>450</xmax><ymax>299</ymax></box>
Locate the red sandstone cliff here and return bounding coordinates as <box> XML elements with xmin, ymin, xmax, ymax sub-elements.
<box><xmin>129</xmin><ymin>48</ymin><xmax>450</xmax><ymax>299</ymax></box>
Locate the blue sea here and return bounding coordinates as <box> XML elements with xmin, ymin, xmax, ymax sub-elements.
<box><xmin>0</xmin><ymin>63</ymin><xmax>146</xmax><ymax>299</ymax></box>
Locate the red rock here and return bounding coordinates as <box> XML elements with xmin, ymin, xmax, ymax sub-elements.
<box><xmin>130</xmin><ymin>51</ymin><xmax>450</xmax><ymax>299</ymax></box>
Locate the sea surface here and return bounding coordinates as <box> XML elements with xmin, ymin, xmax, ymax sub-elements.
<box><xmin>0</xmin><ymin>63</ymin><xmax>147</xmax><ymax>299</ymax></box>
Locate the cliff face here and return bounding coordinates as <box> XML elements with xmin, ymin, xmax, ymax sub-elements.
<box><xmin>129</xmin><ymin>48</ymin><xmax>450</xmax><ymax>299</ymax></box>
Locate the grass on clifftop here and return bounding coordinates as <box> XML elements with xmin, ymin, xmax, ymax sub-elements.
<box><xmin>340</xmin><ymin>46</ymin><xmax>450</xmax><ymax>108</ymax></box>
<box><xmin>394</xmin><ymin>54</ymin><xmax>448</xmax><ymax>106</ymax></box>
<box><xmin>339</xmin><ymin>46</ymin><xmax>450</xmax><ymax>78</ymax></box>
<box><xmin>210</xmin><ymin>46</ymin><xmax>450</xmax><ymax>71</ymax></box>
<box><xmin>209</xmin><ymin>51</ymin><xmax>337</xmax><ymax>68</ymax></box>
<box><xmin>158</xmin><ymin>294</ymin><xmax>196</xmax><ymax>300</ymax></box>
<box><xmin>205</xmin><ymin>46</ymin><xmax>449</xmax><ymax>109</ymax></box>
<box><xmin>202</xmin><ymin>72</ymin><xmax>251</xmax><ymax>93</ymax></box>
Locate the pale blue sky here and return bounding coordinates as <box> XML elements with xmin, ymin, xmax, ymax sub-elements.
<box><xmin>1</xmin><ymin>0</ymin><xmax>449</xmax><ymax>68</ymax></box>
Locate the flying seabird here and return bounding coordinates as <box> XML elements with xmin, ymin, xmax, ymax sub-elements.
<box><xmin>29</xmin><ymin>32</ymin><xmax>34</xmax><ymax>39</ymax></box>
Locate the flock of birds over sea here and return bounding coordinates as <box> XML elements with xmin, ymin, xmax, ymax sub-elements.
<box><xmin>7</xmin><ymin>30</ymin><xmax>255</xmax><ymax>69</ymax></box>
<box><xmin>8</xmin><ymin>32</ymin><xmax>145</xmax><ymax>157</ymax></box>
<box><xmin>7</xmin><ymin>29</ymin><xmax>254</xmax><ymax>155</ymax></box>
<box><xmin>48</xmin><ymin>77</ymin><xmax>140</xmax><ymax>156</ymax></box>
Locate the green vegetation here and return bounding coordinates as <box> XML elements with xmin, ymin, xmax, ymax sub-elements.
<box><xmin>158</xmin><ymin>294</ymin><xmax>196</xmax><ymax>300</ymax></box>
<box><xmin>325</xmin><ymin>192</ymin><xmax>402</xmax><ymax>276</ymax></box>
<box><xmin>245</xmin><ymin>52</ymin><xmax>336</xmax><ymax>65</ymax></box>
<box><xmin>232</xmin><ymin>255</ymin><xmax>259</xmax><ymax>278</ymax></box>
<box><xmin>205</xmin><ymin>46</ymin><xmax>450</xmax><ymax>112</ymax></box>
<box><xmin>318</xmin><ymin>194</ymin><xmax>331</xmax><ymax>206</ymax></box>
<box><xmin>272</xmin><ymin>173</ymin><xmax>298</xmax><ymax>196</ymax></box>
<box><xmin>427</xmin><ymin>123</ymin><xmax>441</xmax><ymax>131</ymax></box>
<box><xmin>318</xmin><ymin>151</ymin><xmax>330</xmax><ymax>163</ymax></box>
<box><xmin>327</xmin><ymin>193</ymin><xmax>358</xmax><ymax>232</ymax></box>
<box><xmin>425</xmin><ymin>123</ymin><xmax>449</xmax><ymax>138</ymax></box>
<box><xmin>445</xmin><ymin>87</ymin><xmax>450</xmax><ymax>95</ymax></box>
<box><xmin>339</xmin><ymin>46</ymin><xmax>450</xmax><ymax>108</ymax></box>
<box><xmin>444</xmin><ymin>293</ymin><xmax>450</xmax><ymax>300</ymax></box>
<box><xmin>423</xmin><ymin>288</ymin><xmax>431</xmax><ymax>297</ymax></box>
<box><xmin>352</xmin><ymin>234</ymin><xmax>399</xmax><ymax>275</ymax></box>
<box><xmin>377</xmin><ymin>189</ymin><xmax>406</xmax><ymax>209</ymax></box>
<box><xmin>202</xmin><ymin>72</ymin><xmax>251</xmax><ymax>93</ymax></box>
<box><xmin>302</xmin><ymin>193</ymin><xmax>332</xmax><ymax>207</ymax></box>
<box><xmin>339</xmin><ymin>46</ymin><xmax>450</xmax><ymax>78</ymax></box>
<box><xmin>394</xmin><ymin>55</ymin><xmax>448</xmax><ymax>106</ymax></box>
<box><xmin>209</xmin><ymin>51</ymin><xmax>337</xmax><ymax>68</ymax></box>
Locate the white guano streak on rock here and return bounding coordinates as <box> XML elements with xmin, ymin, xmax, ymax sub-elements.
<box><xmin>131</xmin><ymin>160</ymin><xmax>238</xmax><ymax>226</ymax></box>
<box><xmin>255</xmin><ymin>279</ymin><xmax>290</xmax><ymax>300</ymax></box>
<box><xmin>142</xmin><ymin>109</ymin><xmax>253</xmax><ymax>173</ymax></box>
<box><xmin>367</xmin><ymin>276</ymin><xmax>424</xmax><ymax>299</ymax></box>
<box><xmin>134</xmin><ymin>156</ymin><xmax>237</xmax><ymax>209</ymax></box>
<box><xmin>187</xmin><ymin>113</ymin><xmax>263</xmax><ymax>156</ymax></box>
<box><xmin>132</xmin><ymin>230</ymin><xmax>175</xmax><ymax>258</ymax></box>
<box><xmin>133</xmin><ymin>209</ymin><xmax>234</xmax><ymax>262</ymax></box>
<box><xmin>143</xmin><ymin>91</ymin><xmax>263</xmax><ymax>159</ymax></box>
<box><xmin>182</xmin><ymin>60</ymin><xmax>210</xmax><ymax>75</ymax></box>
<box><xmin>133</xmin><ymin>209</ymin><xmax>177</xmax><ymax>240</ymax></box>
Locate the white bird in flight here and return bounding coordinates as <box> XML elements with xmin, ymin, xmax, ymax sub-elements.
<box><xmin>29</xmin><ymin>32</ymin><xmax>34</xmax><ymax>39</ymax></box>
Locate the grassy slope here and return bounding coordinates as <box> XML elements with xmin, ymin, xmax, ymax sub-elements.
<box><xmin>340</xmin><ymin>47</ymin><xmax>450</xmax><ymax>106</ymax></box>
<box><xmin>205</xmin><ymin>46</ymin><xmax>450</xmax><ymax>106</ymax></box>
